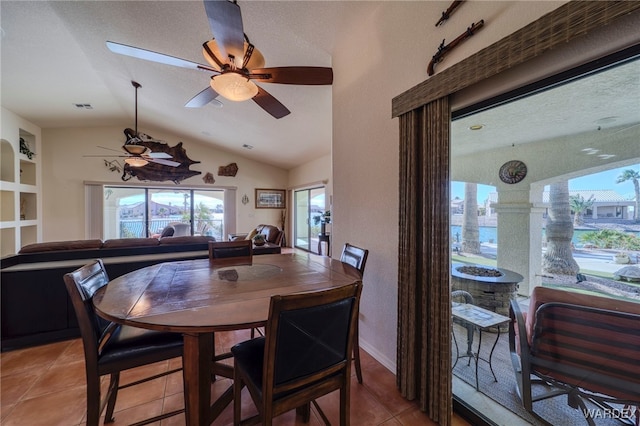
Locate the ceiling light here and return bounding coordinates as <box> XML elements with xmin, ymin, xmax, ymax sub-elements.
<box><xmin>125</xmin><ymin>157</ymin><xmax>148</xmax><ymax>167</ymax></box>
<box><xmin>469</xmin><ymin>124</ymin><xmax>484</xmax><ymax>130</ymax></box>
<box><xmin>123</xmin><ymin>144</ymin><xmax>147</xmax><ymax>155</ymax></box>
<box><xmin>211</xmin><ymin>72</ymin><xmax>258</xmax><ymax>102</ymax></box>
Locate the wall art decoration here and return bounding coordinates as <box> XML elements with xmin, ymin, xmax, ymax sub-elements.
<box><xmin>255</xmin><ymin>188</ymin><xmax>286</xmax><ymax>209</ymax></box>
<box><xmin>218</xmin><ymin>162</ymin><xmax>239</xmax><ymax>177</ymax></box>
<box><xmin>499</xmin><ymin>160</ymin><xmax>527</xmax><ymax>184</ymax></box>
<box><xmin>119</xmin><ymin>128</ymin><xmax>201</xmax><ymax>184</ymax></box>
<box><xmin>203</xmin><ymin>172</ymin><xmax>215</xmax><ymax>184</ymax></box>
<box><xmin>242</xmin><ymin>194</ymin><xmax>250</xmax><ymax>205</ymax></box>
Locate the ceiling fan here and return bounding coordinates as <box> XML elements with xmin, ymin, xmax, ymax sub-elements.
<box><xmin>89</xmin><ymin>81</ymin><xmax>181</xmax><ymax>167</ymax></box>
<box><xmin>106</xmin><ymin>0</ymin><xmax>333</xmax><ymax>119</ymax></box>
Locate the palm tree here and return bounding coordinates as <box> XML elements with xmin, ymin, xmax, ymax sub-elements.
<box><xmin>569</xmin><ymin>194</ymin><xmax>595</xmax><ymax>226</ymax></box>
<box><xmin>542</xmin><ymin>180</ymin><xmax>579</xmax><ymax>275</ymax></box>
<box><xmin>616</xmin><ymin>169</ymin><xmax>640</xmax><ymax>222</ymax></box>
<box><xmin>461</xmin><ymin>183</ymin><xmax>481</xmax><ymax>254</ymax></box>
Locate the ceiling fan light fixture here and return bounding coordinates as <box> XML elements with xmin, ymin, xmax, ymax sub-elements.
<box><xmin>211</xmin><ymin>72</ymin><xmax>258</xmax><ymax>101</ymax></box>
<box><xmin>123</xmin><ymin>144</ymin><xmax>147</xmax><ymax>155</ymax></box>
<box><xmin>124</xmin><ymin>157</ymin><xmax>149</xmax><ymax>167</ymax></box>
<box><xmin>203</xmin><ymin>39</ymin><xmax>265</xmax><ymax>70</ymax></box>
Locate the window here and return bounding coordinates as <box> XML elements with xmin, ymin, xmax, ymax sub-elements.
<box><xmin>101</xmin><ymin>186</ymin><xmax>226</xmax><ymax>241</ymax></box>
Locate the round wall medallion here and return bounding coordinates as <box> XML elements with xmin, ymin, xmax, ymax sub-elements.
<box><xmin>499</xmin><ymin>160</ymin><xmax>527</xmax><ymax>184</ymax></box>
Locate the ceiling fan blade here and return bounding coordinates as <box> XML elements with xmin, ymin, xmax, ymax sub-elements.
<box><xmin>203</xmin><ymin>0</ymin><xmax>244</xmax><ymax>62</ymax></box>
<box><xmin>252</xmin><ymin>86</ymin><xmax>290</xmax><ymax>119</ymax></box>
<box><xmin>250</xmin><ymin>67</ymin><xmax>334</xmax><ymax>85</ymax></box>
<box><xmin>97</xmin><ymin>145</ymin><xmax>125</xmax><ymax>154</ymax></box>
<box><xmin>185</xmin><ymin>86</ymin><xmax>223</xmax><ymax>108</ymax></box>
<box><xmin>146</xmin><ymin>152</ymin><xmax>173</xmax><ymax>159</ymax></box>
<box><xmin>149</xmin><ymin>158</ymin><xmax>181</xmax><ymax>167</ymax></box>
<box><xmin>106</xmin><ymin>41</ymin><xmax>217</xmax><ymax>72</ymax></box>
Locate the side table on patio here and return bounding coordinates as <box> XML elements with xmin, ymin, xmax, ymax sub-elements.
<box><xmin>452</xmin><ymin>302</ymin><xmax>510</xmax><ymax>391</ymax></box>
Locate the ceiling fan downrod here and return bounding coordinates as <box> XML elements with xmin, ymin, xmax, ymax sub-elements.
<box><xmin>132</xmin><ymin>81</ymin><xmax>141</xmax><ymax>138</ymax></box>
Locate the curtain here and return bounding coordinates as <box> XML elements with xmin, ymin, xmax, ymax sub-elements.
<box><xmin>397</xmin><ymin>97</ymin><xmax>451</xmax><ymax>424</ymax></box>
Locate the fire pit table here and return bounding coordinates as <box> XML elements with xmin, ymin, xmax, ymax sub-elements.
<box><xmin>451</xmin><ymin>263</ymin><xmax>523</xmax><ymax>319</ymax></box>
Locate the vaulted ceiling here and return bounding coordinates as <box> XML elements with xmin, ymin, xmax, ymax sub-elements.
<box><xmin>1</xmin><ymin>1</ymin><xmax>363</xmax><ymax>169</ymax></box>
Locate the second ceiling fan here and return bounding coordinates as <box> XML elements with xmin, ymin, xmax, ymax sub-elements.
<box><xmin>107</xmin><ymin>0</ymin><xmax>333</xmax><ymax>119</ymax></box>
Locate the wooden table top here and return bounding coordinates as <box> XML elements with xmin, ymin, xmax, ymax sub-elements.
<box><xmin>93</xmin><ymin>253</ymin><xmax>362</xmax><ymax>333</ymax></box>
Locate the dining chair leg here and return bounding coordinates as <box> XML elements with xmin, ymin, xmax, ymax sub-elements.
<box><xmin>353</xmin><ymin>323</ymin><xmax>363</xmax><ymax>384</ymax></box>
<box><xmin>85</xmin><ymin>372</ymin><xmax>102</xmax><ymax>426</ymax></box>
<box><xmin>104</xmin><ymin>372</ymin><xmax>120</xmax><ymax>422</ymax></box>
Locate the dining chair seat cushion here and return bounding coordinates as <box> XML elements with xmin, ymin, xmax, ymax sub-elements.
<box><xmin>98</xmin><ymin>324</ymin><xmax>183</xmax><ymax>372</ymax></box>
<box><xmin>231</xmin><ymin>337</ymin><xmax>266</xmax><ymax>395</ymax></box>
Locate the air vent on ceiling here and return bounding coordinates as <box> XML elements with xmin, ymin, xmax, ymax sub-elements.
<box><xmin>74</xmin><ymin>103</ymin><xmax>93</xmax><ymax>109</ymax></box>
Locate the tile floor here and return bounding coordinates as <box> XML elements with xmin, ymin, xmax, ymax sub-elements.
<box><xmin>1</xmin><ymin>330</ymin><xmax>471</xmax><ymax>426</ymax></box>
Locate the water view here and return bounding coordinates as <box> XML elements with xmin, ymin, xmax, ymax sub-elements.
<box><xmin>451</xmin><ymin>225</ymin><xmax>639</xmax><ymax>246</ymax></box>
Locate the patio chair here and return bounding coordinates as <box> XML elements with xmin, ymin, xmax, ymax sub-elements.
<box><xmin>231</xmin><ymin>282</ymin><xmax>362</xmax><ymax>426</ymax></box>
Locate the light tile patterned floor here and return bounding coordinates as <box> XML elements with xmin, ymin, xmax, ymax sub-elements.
<box><xmin>1</xmin><ymin>330</ymin><xmax>470</xmax><ymax>425</ymax></box>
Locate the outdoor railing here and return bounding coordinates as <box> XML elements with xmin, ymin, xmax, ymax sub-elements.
<box><xmin>119</xmin><ymin>219</ymin><xmax>223</xmax><ymax>241</ymax></box>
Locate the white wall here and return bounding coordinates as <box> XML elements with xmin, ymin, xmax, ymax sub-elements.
<box><xmin>42</xmin><ymin>126</ymin><xmax>288</xmax><ymax>241</ymax></box>
<box><xmin>331</xmin><ymin>1</ymin><xmax>566</xmax><ymax>371</ymax></box>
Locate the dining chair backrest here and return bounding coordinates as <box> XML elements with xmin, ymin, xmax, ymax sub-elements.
<box><xmin>340</xmin><ymin>243</ymin><xmax>369</xmax><ymax>275</ymax></box>
<box><xmin>209</xmin><ymin>239</ymin><xmax>253</xmax><ymax>265</ymax></box>
<box><xmin>232</xmin><ymin>282</ymin><xmax>362</xmax><ymax>425</ymax></box>
<box><xmin>64</xmin><ymin>259</ymin><xmax>112</xmax><ymax>358</ymax></box>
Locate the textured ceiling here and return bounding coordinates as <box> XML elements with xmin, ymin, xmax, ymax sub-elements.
<box><xmin>1</xmin><ymin>1</ymin><xmax>638</xmax><ymax>171</ymax></box>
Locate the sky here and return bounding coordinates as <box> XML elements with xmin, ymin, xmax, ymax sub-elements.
<box><xmin>451</xmin><ymin>164</ymin><xmax>640</xmax><ymax>203</ymax></box>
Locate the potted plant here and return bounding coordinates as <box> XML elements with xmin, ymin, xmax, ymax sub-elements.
<box><xmin>613</xmin><ymin>252</ymin><xmax>630</xmax><ymax>264</ymax></box>
<box><xmin>313</xmin><ymin>210</ymin><xmax>331</xmax><ymax>235</ymax></box>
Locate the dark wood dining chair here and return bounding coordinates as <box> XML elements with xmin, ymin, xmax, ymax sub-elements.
<box><xmin>209</xmin><ymin>239</ymin><xmax>261</xmax><ymax>340</ymax></box>
<box><xmin>63</xmin><ymin>259</ymin><xmax>184</xmax><ymax>426</ymax></box>
<box><xmin>340</xmin><ymin>243</ymin><xmax>369</xmax><ymax>384</ymax></box>
<box><xmin>232</xmin><ymin>282</ymin><xmax>362</xmax><ymax>426</ymax></box>
<box><xmin>209</xmin><ymin>239</ymin><xmax>253</xmax><ymax>266</ymax></box>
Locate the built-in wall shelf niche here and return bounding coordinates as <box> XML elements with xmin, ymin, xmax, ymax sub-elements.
<box><xmin>1</xmin><ymin>228</ymin><xmax>16</xmax><ymax>257</ymax></box>
<box><xmin>1</xmin><ymin>140</ymin><xmax>15</xmax><ymax>182</ymax></box>
<box><xmin>1</xmin><ymin>190</ymin><xmax>15</xmax><ymax>221</ymax></box>
<box><xmin>19</xmin><ymin>192</ymin><xmax>37</xmax><ymax>220</ymax></box>
<box><xmin>20</xmin><ymin>160</ymin><xmax>36</xmax><ymax>186</ymax></box>
<box><xmin>20</xmin><ymin>225</ymin><xmax>37</xmax><ymax>246</ymax></box>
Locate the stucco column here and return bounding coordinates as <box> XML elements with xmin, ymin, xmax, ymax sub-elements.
<box><xmin>491</xmin><ymin>187</ymin><xmax>545</xmax><ymax>296</ymax></box>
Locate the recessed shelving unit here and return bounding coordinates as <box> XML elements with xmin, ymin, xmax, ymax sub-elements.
<box><xmin>0</xmin><ymin>120</ymin><xmax>41</xmax><ymax>256</ymax></box>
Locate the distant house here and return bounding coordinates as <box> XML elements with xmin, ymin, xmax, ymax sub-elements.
<box><xmin>542</xmin><ymin>189</ymin><xmax>634</xmax><ymax>219</ymax></box>
<box><xmin>450</xmin><ymin>197</ymin><xmax>464</xmax><ymax>215</ymax></box>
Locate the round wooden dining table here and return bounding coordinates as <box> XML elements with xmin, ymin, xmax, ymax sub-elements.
<box><xmin>93</xmin><ymin>252</ymin><xmax>362</xmax><ymax>426</ymax></box>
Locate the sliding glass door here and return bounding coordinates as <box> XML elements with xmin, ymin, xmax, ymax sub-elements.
<box><xmin>294</xmin><ymin>187</ymin><xmax>325</xmax><ymax>253</ymax></box>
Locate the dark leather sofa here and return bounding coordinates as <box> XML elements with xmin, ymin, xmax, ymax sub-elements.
<box><xmin>0</xmin><ymin>236</ymin><xmax>215</xmax><ymax>351</ymax></box>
